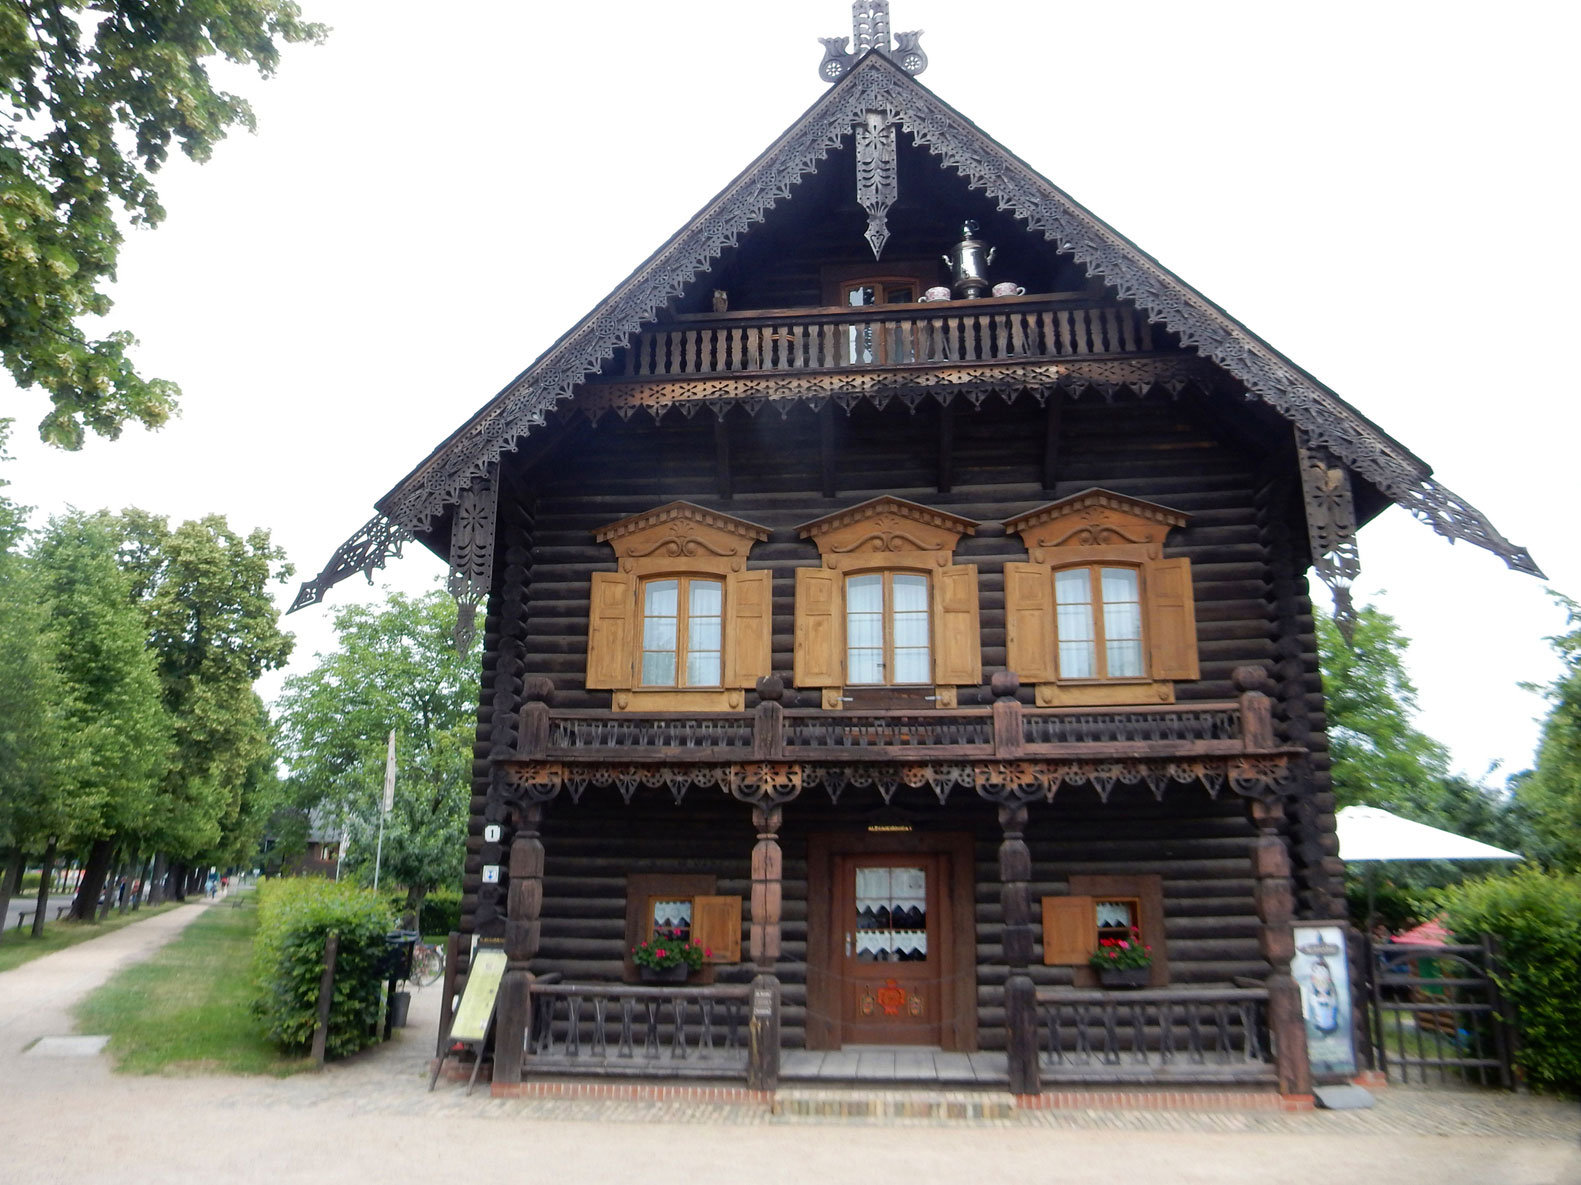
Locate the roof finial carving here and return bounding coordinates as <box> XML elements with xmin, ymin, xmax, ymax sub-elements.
<box><xmin>818</xmin><ymin>2</ymin><xmax>927</xmax><ymax>83</ymax></box>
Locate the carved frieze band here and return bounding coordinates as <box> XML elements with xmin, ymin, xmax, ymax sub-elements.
<box><xmin>1296</xmin><ymin>431</ymin><xmax>1361</xmax><ymax>636</ymax></box>
<box><xmin>578</xmin><ymin>357</ymin><xmax>1215</xmax><ymax>421</ymax></box>
<box><xmin>289</xmin><ymin>513</ymin><xmax>415</xmax><ymax>614</ymax></box>
<box><xmin>447</xmin><ymin>475</ymin><xmax>498</xmax><ymax>653</ymax></box>
<box><xmin>497</xmin><ymin>754</ymin><xmax>1291</xmax><ymax>809</ymax></box>
<box><xmin>378</xmin><ymin>52</ymin><xmax>1539</xmax><ymax>581</ymax></box>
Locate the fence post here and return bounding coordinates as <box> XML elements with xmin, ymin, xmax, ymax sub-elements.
<box><xmin>311</xmin><ymin>930</ymin><xmax>339</xmax><ymax>1069</ymax></box>
<box><xmin>1485</xmin><ymin>933</ymin><xmax>1520</xmax><ymax>1090</ymax></box>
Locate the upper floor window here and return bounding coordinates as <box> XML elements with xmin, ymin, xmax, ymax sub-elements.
<box><xmin>794</xmin><ymin>497</ymin><xmax>980</xmax><ymax>709</ymax></box>
<box><xmin>846</xmin><ymin>570</ymin><xmax>931</xmax><ymax>685</ymax></box>
<box><xmin>1054</xmin><ymin>564</ymin><xmax>1144</xmax><ymax>680</ymax></box>
<box><xmin>640</xmin><ymin>576</ymin><xmax>723</xmax><ymax>687</ymax></box>
<box><xmin>1005</xmin><ymin>490</ymin><xmax>1198</xmax><ymax>708</ymax></box>
<box><xmin>587</xmin><ymin>503</ymin><xmax>771</xmax><ymax>711</ymax></box>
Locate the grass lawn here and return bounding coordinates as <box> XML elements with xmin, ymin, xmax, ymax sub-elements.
<box><xmin>74</xmin><ymin>898</ymin><xmax>312</xmax><ymax>1076</ymax></box>
<box><xmin>0</xmin><ymin>903</ymin><xmax>181</xmax><ymax>974</ymax></box>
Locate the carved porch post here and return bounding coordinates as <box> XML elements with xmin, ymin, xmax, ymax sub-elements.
<box><xmin>1250</xmin><ymin>797</ymin><xmax>1313</xmax><ymax>1099</ymax></box>
<box><xmin>748</xmin><ymin>801</ymin><xmax>783</xmax><ymax>1092</ymax></box>
<box><xmin>999</xmin><ymin>802</ymin><xmax>1040</xmax><ymax>1096</ymax></box>
<box><xmin>493</xmin><ymin>803</ymin><xmax>544</xmax><ymax>1087</ymax></box>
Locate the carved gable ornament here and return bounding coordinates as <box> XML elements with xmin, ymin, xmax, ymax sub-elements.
<box><xmin>1004</xmin><ymin>489</ymin><xmax>1189</xmax><ymax>562</ymax></box>
<box><xmin>595</xmin><ymin>502</ymin><xmax>771</xmax><ymax>578</ymax></box>
<box><xmin>798</xmin><ymin>496</ymin><xmax>977</xmax><ymax>571</ymax></box>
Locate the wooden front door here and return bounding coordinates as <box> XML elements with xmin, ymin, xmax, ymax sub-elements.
<box><xmin>834</xmin><ymin>852</ymin><xmax>948</xmax><ymax>1044</ymax></box>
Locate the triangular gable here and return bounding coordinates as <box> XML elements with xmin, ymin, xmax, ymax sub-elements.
<box><xmin>294</xmin><ymin>52</ymin><xmax>1537</xmax><ymax>614</ymax></box>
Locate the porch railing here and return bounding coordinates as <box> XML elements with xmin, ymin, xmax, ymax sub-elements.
<box><xmin>526</xmin><ymin>693</ymin><xmax>1274</xmax><ymax>765</ymax></box>
<box><xmin>1036</xmin><ymin>987</ymin><xmax>1274</xmax><ymax>1083</ymax></box>
<box><xmin>622</xmin><ymin>296</ymin><xmax>1159</xmax><ymax>378</ymax></box>
<box><xmin>526</xmin><ymin>982</ymin><xmax>751</xmax><ymax>1078</ymax></box>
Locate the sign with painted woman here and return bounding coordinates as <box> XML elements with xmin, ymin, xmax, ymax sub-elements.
<box><xmin>1291</xmin><ymin>921</ymin><xmax>1357</xmax><ymax>1078</ymax></box>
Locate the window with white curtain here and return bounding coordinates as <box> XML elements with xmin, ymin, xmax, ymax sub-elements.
<box><xmin>1054</xmin><ymin>565</ymin><xmax>1145</xmax><ymax>680</ymax></box>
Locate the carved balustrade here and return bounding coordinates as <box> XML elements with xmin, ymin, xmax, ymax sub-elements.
<box><xmin>526</xmin><ymin>982</ymin><xmax>750</xmax><ymax>1077</ymax></box>
<box><xmin>526</xmin><ymin>700</ymin><xmax>1254</xmax><ymax>764</ymax></box>
<box><xmin>620</xmin><ymin>295</ymin><xmax>1158</xmax><ymax>379</ymax></box>
<box><xmin>1036</xmin><ymin>987</ymin><xmax>1273</xmax><ymax>1082</ymax></box>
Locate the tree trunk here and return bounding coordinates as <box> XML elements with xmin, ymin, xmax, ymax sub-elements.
<box><xmin>32</xmin><ymin>839</ymin><xmax>57</xmax><ymax>938</ymax></box>
<box><xmin>149</xmin><ymin>853</ymin><xmax>168</xmax><ymax>904</ymax></box>
<box><xmin>132</xmin><ymin>855</ymin><xmax>153</xmax><ymax>911</ymax></box>
<box><xmin>170</xmin><ymin>862</ymin><xmax>187</xmax><ymax>902</ymax></box>
<box><xmin>73</xmin><ymin>838</ymin><xmax>115</xmax><ymax>922</ymax></box>
<box><xmin>0</xmin><ymin>849</ymin><xmax>22</xmax><ymax>945</ymax></box>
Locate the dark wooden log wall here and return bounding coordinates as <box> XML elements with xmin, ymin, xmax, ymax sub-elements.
<box><xmin>452</xmin><ymin>373</ymin><xmax>1339</xmax><ymax>1019</ymax></box>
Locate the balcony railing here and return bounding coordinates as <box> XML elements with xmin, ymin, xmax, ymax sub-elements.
<box><xmin>620</xmin><ymin>295</ymin><xmax>1159</xmax><ymax>379</ymax></box>
<box><xmin>515</xmin><ymin>688</ymin><xmax>1280</xmax><ymax>766</ymax></box>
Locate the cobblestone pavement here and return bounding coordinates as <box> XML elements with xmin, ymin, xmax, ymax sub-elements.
<box><xmin>0</xmin><ymin>905</ymin><xmax>1576</xmax><ymax>1185</ymax></box>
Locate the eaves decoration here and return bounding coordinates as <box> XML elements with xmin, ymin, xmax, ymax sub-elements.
<box><xmin>297</xmin><ymin>52</ymin><xmax>1538</xmax><ymax>616</ymax></box>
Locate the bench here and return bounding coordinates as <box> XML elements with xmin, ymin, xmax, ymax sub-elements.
<box><xmin>13</xmin><ymin>905</ymin><xmax>74</xmax><ymax>929</ymax></box>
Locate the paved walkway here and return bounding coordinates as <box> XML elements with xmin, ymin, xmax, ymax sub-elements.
<box><xmin>0</xmin><ymin>901</ymin><xmax>1575</xmax><ymax>1185</ymax></box>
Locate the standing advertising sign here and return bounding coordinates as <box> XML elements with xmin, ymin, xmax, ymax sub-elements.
<box><xmin>1291</xmin><ymin>921</ymin><xmax>1357</xmax><ymax>1078</ymax></box>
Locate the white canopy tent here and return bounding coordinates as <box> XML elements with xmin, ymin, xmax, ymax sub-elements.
<box><xmin>1336</xmin><ymin>805</ymin><xmax>1523</xmax><ymax>863</ymax></box>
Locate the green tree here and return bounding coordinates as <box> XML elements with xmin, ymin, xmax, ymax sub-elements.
<box><xmin>274</xmin><ymin>589</ymin><xmax>475</xmax><ymax>913</ymax></box>
<box><xmin>118</xmin><ymin>510</ymin><xmax>294</xmax><ymax>879</ymax></box>
<box><xmin>1511</xmin><ymin>595</ymin><xmax>1581</xmax><ymax>870</ymax></box>
<box><xmin>1</xmin><ymin>1</ymin><xmax>325</xmax><ymax>448</ymax></box>
<box><xmin>31</xmin><ymin>510</ymin><xmax>172</xmax><ymax>916</ymax></box>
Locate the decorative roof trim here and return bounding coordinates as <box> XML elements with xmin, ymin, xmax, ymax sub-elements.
<box><xmin>370</xmin><ymin>52</ymin><xmax>1539</xmax><ymax>579</ymax></box>
<box><xmin>797</xmin><ymin>496</ymin><xmax>978</xmax><ymax>541</ymax></box>
<box><xmin>594</xmin><ymin>501</ymin><xmax>771</xmax><ymax>545</ymax></box>
<box><xmin>1004</xmin><ymin>489</ymin><xmax>1190</xmax><ymax>537</ymax></box>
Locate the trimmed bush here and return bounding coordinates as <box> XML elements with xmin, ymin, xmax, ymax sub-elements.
<box><xmin>252</xmin><ymin>878</ymin><xmax>394</xmax><ymax>1060</ymax></box>
<box><xmin>419</xmin><ymin>888</ymin><xmax>461</xmax><ymax>937</ymax></box>
<box><xmin>1438</xmin><ymin>866</ymin><xmax>1581</xmax><ymax>1095</ymax></box>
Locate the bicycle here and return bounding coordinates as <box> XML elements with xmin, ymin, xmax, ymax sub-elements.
<box><xmin>409</xmin><ymin>940</ymin><xmax>445</xmax><ymax>988</ymax></box>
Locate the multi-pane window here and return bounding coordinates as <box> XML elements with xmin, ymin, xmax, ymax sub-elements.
<box><xmin>846</xmin><ymin>571</ymin><xmax>931</xmax><ymax>685</ymax></box>
<box><xmin>844</xmin><ymin>280</ymin><xmax>918</xmax><ymax>364</ymax></box>
<box><xmin>1054</xmin><ymin>565</ymin><xmax>1145</xmax><ymax>680</ymax></box>
<box><xmin>640</xmin><ymin>577</ymin><xmax>723</xmax><ymax>686</ymax></box>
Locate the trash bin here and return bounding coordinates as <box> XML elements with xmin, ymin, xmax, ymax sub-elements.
<box><xmin>390</xmin><ymin>990</ymin><xmax>412</xmax><ymax>1028</ymax></box>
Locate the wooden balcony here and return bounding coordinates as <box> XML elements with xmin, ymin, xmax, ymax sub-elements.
<box><xmin>514</xmin><ymin>693</ymin><xmax>1277</xmax><ymax>767</ymax></box>
<box><xmin>618</xmin><ymin>293</ymin><xmax>1161</xmax><ymax>380</ymax></box>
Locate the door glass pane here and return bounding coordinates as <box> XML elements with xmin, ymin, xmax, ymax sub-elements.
<box><xmin>853</xmin><ymin>865</ymin><xmax>928</xmax><ymax>963</ymax></box>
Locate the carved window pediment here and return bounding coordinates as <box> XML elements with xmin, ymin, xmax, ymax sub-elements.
<box><xmin>798</xmin><ymin>496</ymin><xmax>977</xmax><ymax>572</ymax></box>
<box><xmin>596</xmin><ymin>501</ymin><xmax>771</xmax><ymax>579</ymax></box>
<box><xmin>1004</xmin><ymin>488</ymin><xmax>1188</xmax><ymax>564</ymax></box>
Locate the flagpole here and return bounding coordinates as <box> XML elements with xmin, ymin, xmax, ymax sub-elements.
<box><xmin>373</xmin><ymin>730</ymin><xmax>396</xmax><ymax>892</ymax></box>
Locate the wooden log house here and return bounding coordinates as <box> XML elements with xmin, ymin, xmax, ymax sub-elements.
<box><xmin>294</xmin><ymin>4</ymin><xmax>1540</xmax><ymax>1100</ymax></box>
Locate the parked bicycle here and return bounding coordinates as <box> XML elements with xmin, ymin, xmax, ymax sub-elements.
<box><xmin>409</xmin><ymin>940</ymin><xmax>445</xmax><ymax>987</ymax></box>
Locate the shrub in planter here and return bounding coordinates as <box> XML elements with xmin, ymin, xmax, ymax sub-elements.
<box><xmin>1438</xmin><ymin>866</ymin><xmax>1581</xmax><ymax>1095</ymax></box>
<box><xmin>252</xmin><ymin>878</ymin><xmax>394</xmax><ymax>1060</ymax></box>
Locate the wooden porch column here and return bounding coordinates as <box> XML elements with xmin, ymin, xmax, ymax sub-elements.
<box><xmin>748</xmin><ymin>801</ymin><xmax>783</xmax><ymax>1092</ymax></box>
<box><xmin>1250</xmin><ymin>797</ymin><xmax>1313</xmax><ymax>1098</ymax></box>
<box><xmin>493</xmin><ymin>803</ymin><xmax>544</xmax><ymax>1087</ymax></box>
<box><xmin>999</xmin><ymin>803</ymin><xmax>1039</xmax><ymax>1096</ymax></box>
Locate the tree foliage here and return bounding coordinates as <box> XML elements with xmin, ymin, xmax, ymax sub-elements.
<box><xmin>1</xmin><ymin>1</ymin><xmax>325</xmax><ymax>447</ymax></box>
<box><xmin>1511</xmin><ymin>595</ymin><xmax>1581</xmax><ymax>870</ymax></box>
<box><xmin>118</xmin><ymin>509</ymin><xmax>293</xmax><ymax>861</ymax></box>
<box><xmin>274</xmin><ymin>589</ymin><xmax>475</xmax><ymax>909</ymax></box>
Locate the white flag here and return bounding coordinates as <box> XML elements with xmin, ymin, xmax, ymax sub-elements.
<box><xmin>382</xmin><ymin>730</ymin><xmax>397</xmax><ymax>814</ymax></box>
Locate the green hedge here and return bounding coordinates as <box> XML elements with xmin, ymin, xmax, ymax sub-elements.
<box><xmin>252</xmin><ymin>878</ymin><xmax>394</xmax><ymax>1060</ymax></box>
<box><xmin>1439</xmin><ymin>866</ymin><xmax>1581</xmax><ymax>1095</ymax></box>
<box><xmin>419</xmin><ymin>888</ymin><xmax>461</xmax><ymax>937</ymax></box>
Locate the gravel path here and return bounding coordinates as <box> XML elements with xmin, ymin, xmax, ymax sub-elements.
<box><xmin>0</xmin><ymin>897</ymin><xmax>1575</xmax><ymax>1185</ymax></box>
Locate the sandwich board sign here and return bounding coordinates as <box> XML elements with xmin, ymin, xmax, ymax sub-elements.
<box><xmin>429</xmin><ymin>946</ymin><xmax>508</xmax><ymax>1094</ymax></box>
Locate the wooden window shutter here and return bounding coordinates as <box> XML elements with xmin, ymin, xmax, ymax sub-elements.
<box><xmin>793</xmin><ymin>566</ymin><xmax>842</xmax><ymax>687</ymax></box>
<box><xmin>1145</xmin><ymin>556</ymin><xmax>1199</xmax><ymax>682</ymax></box>
<box><xmin>691</xmin><ymin>895</ymin><xmax>742</xmax><ymax>964</ymax></box>
<box><xmin>723</xmin><ymin>569</ymin><xmax>772</xmax><ymax>688</ymax></box>
<box><xmin>1003</xmin><ymin>561</ymin><xmax>1057</xmax><ymax>684</ymax></box>
<box><xmin>931</xmin><ymin>563</ymin><xmax>981</xmax><ymax>686</ymax></box>
<box><xmin>1042</xmin><ymin>895</ymin><xmax>1096</xmax><ymax>966</ymax></box>
<box><xmin>585</xmin><ymin>571</ymin><xmax>637</xmax><ymax>689</ymax></box>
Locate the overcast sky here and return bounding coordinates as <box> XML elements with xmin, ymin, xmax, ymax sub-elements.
<box><xmin>4</xmin><ymin>0</ymin><xmax>1575</xmax><ymax>785</ymax></box>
